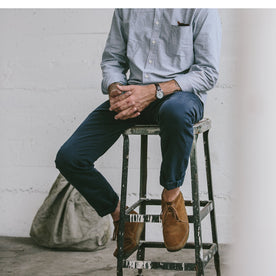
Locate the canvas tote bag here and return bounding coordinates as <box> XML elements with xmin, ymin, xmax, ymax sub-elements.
<box><xmin>30</xmin><ymin>173</ymin><xmax>111</xmax><ymax>251</ymax></box>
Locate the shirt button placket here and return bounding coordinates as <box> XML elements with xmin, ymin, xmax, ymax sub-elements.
<box><xmin>144</xmin><ymin>10</ymin><xmax>161</xmax><ymax>83</ymax></box>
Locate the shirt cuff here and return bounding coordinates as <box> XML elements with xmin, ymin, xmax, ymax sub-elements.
<box><xmin>174</xmin><ymin>75</ymin><xmax>194</xmax><ymax>93</ymax></box>
<box><xmin>101</xmin><ymin>75</ymin><xmax>128</xmax><ymax>94</ymax></box>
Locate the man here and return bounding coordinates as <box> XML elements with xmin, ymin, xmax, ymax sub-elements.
<box><xmin>55</xmin><ymin>9</ymin><xmax>221</xmax><ymax>257</ymax></box>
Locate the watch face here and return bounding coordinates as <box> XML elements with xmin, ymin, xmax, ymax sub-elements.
<box><xmin>156</xmin><ymin>89</ymin><xmax>164</xmax><ymax>99</ymax></box>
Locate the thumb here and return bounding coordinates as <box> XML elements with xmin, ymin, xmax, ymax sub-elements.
<box><xmin>117</xmin><ymin>84</ymin><xmax>134</xmax><ymax>91</ymax></box>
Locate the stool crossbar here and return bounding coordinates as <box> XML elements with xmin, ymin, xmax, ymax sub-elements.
<box><xmin>116</xmin><ymin>118</ymin><xmax>221</xmax><ymax>276</ymax></box>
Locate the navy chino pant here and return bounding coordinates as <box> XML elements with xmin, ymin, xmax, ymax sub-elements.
<box><xmin>55</xmin><ymin>91</ymin><xmax>204</xmax><ymax>217</ymax></box>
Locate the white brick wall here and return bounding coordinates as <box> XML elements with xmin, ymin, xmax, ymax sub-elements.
<box><xmin>0</xmin><ymin>9</ymin><xmax>236</xmax><ymax>243</ymax></box>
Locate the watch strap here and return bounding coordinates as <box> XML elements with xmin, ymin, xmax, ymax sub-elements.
<box><xmin>154</xmin><ymin>83</ymin><xmax>164</xmax><ymax>99</ymax></box>
<box><xmin>154</xmin><ymin>83</ymin><xmax>161</xmax><ymax>92</ymax></box>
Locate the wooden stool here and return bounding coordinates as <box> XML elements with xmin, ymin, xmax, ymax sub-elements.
<box><xmin>117</xmin><ymin>118</ymin><xmax>221</xmax><ymax>276</ymax></box>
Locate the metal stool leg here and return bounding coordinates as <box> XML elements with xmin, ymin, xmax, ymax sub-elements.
<box><xmin>190</xmin><ymin>134</ymin><xmax>204</xmax><ymax>276</ymax></box>
<box><xmin>117</xmin><ymin>134</ymin><xmax>130</xmax><ymax>276</ymax></box>
<box><xmin>119</xmin><ymin>120</ymin><xmax>218</xmax><ymax>275</ymax></box>
<box><xmin>203</xmin><ymin>131</ymin><xmax>221</xmax><ymax>276</ymax></box>
<box><xmin>137</xmin><ymin>135</ymin><xmax>148</xmax><ymax>275</ymax></box>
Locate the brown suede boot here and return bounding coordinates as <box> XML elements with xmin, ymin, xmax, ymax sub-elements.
<box><xmin>161</xmin><ymin>191</ymin><xmax>189</xmax><ymax>252</ymax></box>
<box><xmin>113</xmin><ymin>209</ymin><xmax>144</xmax><ymax>258</ymax></box>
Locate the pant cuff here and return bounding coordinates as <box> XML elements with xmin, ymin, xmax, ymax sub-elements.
<box><xmin>160</xmin><ymin>175</ymin><xmax>185</xmax><ymax>190</ymax></box>
<box><xmin>97</xmin><ymin>193</ymin><xmax>119</xmax><ymax>217</ymax></box>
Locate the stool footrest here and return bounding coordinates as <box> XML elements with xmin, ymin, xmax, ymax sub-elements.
<box><xmin>122</xmin><ymin>242</ymin><xmax>218</xmax><ymax>271</ymax></box>
<box><xmin>123</xmin><ymin>259</ymin><xmax>196</xmax><ymax>271</ymax></box>
<box><xmin>126</xmin><ymin>198</ymin><xmax>211</xmax><ymax>210</ymax></box>
<box><xmin>138</xmin><ymin>241</ymin><xmax>215</xmax><ymax>250</ymax></box>
<box><xmin>125</xmin><ymin>199</ymin><xmax>214</xmax><ymax>223</ymax></box>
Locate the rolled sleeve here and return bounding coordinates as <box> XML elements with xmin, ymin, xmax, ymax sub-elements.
<box><xmin>101</xmin><ymin>74</ymin><xmax>127</xmax><ymax>94</ymax></box>
<box><xmin>101</xmin><ymin>9</ymin><xmax>129</xmax><ymax>94</ymax></box>
<box><xmin>174</xmin><ymin>74</ymin><xmax>194</xmax><ymax>93</ymax></box>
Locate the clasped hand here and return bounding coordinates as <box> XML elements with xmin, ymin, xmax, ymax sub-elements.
<box><xmin>109</xmin><ymin>84</ymin><xmax>155</xmax><ymax>120</ymax></box>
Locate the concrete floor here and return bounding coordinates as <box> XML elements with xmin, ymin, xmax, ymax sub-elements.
<box><xmin>0</xmin><ymin>237</ymin><xmax>230</xmax><ymax>276</ymax></box>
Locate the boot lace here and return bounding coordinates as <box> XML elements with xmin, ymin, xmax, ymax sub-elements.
<box><xmin>162</xmin><ymin>202</ymin><xmax>186</xmax><ymax>223</ymax></box>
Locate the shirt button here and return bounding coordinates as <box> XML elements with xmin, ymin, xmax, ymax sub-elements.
<box><xmin>156</xmin><ymin>21</ymin><xmax>159</xmax><ymax>25</ymax></box>
<box><xmin>149</xmin><ymin>60</ymin><xmax>152</xmax><ymax>64</ymax></box>
<box><xmin>152</xmin><ymin>40</ymin><xmax>156</xmax><ymax>44</ymax></box>
<box><xmin>145</xmin><ymin>74</ymin><xmax>149</xmax><ymax>78</ymax></box>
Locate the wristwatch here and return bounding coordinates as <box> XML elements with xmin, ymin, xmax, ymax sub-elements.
<box><xmin>154</xmin><ymin>83</ymin><xmax>164</xmax><ymax>99</ymax></box>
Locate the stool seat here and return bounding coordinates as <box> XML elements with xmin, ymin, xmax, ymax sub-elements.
<box><xmin>124</xmin><ymin>118</ymin><xmax>211</xmax><ymax>135</ymax></box>
<box><xmin>117</xmin><ymin>118</ymin><xmax>221</xmax><ymax>276</ymax></box>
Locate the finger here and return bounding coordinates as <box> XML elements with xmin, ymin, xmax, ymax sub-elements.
<box><xmin>109</xmin><ymin>90</ymin><xmax>122</xmax><ymax>98</ymax></box>
<box><xmin>115</xmin><ymin>106</ymin><xmax>138</xmax><ymax>120</ymax></box>
<box><xmin>110</xmin><ymin>91</ymin><xmax>132</xmax><ymax>106</ymax></box>
<box><xmin>109</xmin><ymin>92</ymin><xmax>133</xmax><ymax>111</ymax></box>
<box><xmin>117</xmin><ymin>84</ymin><xmax>134</xmax><ymax>92</ymax></box>
<box><xmin>110</xmin><ymin>98</ymin><xmax>135</xmax><ymax>112</ymax></box>
<box><xmin>116</xmin><ymin>100</ymin><xmax>135</xmax><ymax>112</ymax></box>
<box><xmin>118</xmin><ymin>91</ymin><xmax>132</xmax><ymax>101</ymax></box>
<box><xmin>126</xmin><ymin>111</ymin><xmax>141</xmax><ymax>119</ymax></box>
<box><xmin>118</xmin><ymin>112</ymin><xmax>140</xmax><ymax>121</ymax></box>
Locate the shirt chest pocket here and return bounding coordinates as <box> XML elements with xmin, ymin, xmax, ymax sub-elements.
<box><xmin>163</xmin><ymin>25</ymin><xmax>193</xmax><ymax>57</ymax></box>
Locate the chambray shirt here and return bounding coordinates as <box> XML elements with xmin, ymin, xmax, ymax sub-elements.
<box><xmin>101</xmin><ymin>9</ymin><xmax>222</xmax><ymax>104</ymax></box>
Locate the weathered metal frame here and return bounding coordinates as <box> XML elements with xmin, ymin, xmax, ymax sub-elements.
<box><xmin>117</xmin><ymin>118</ymin><xmax>221</xmax><ymax>276</ymax></box>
